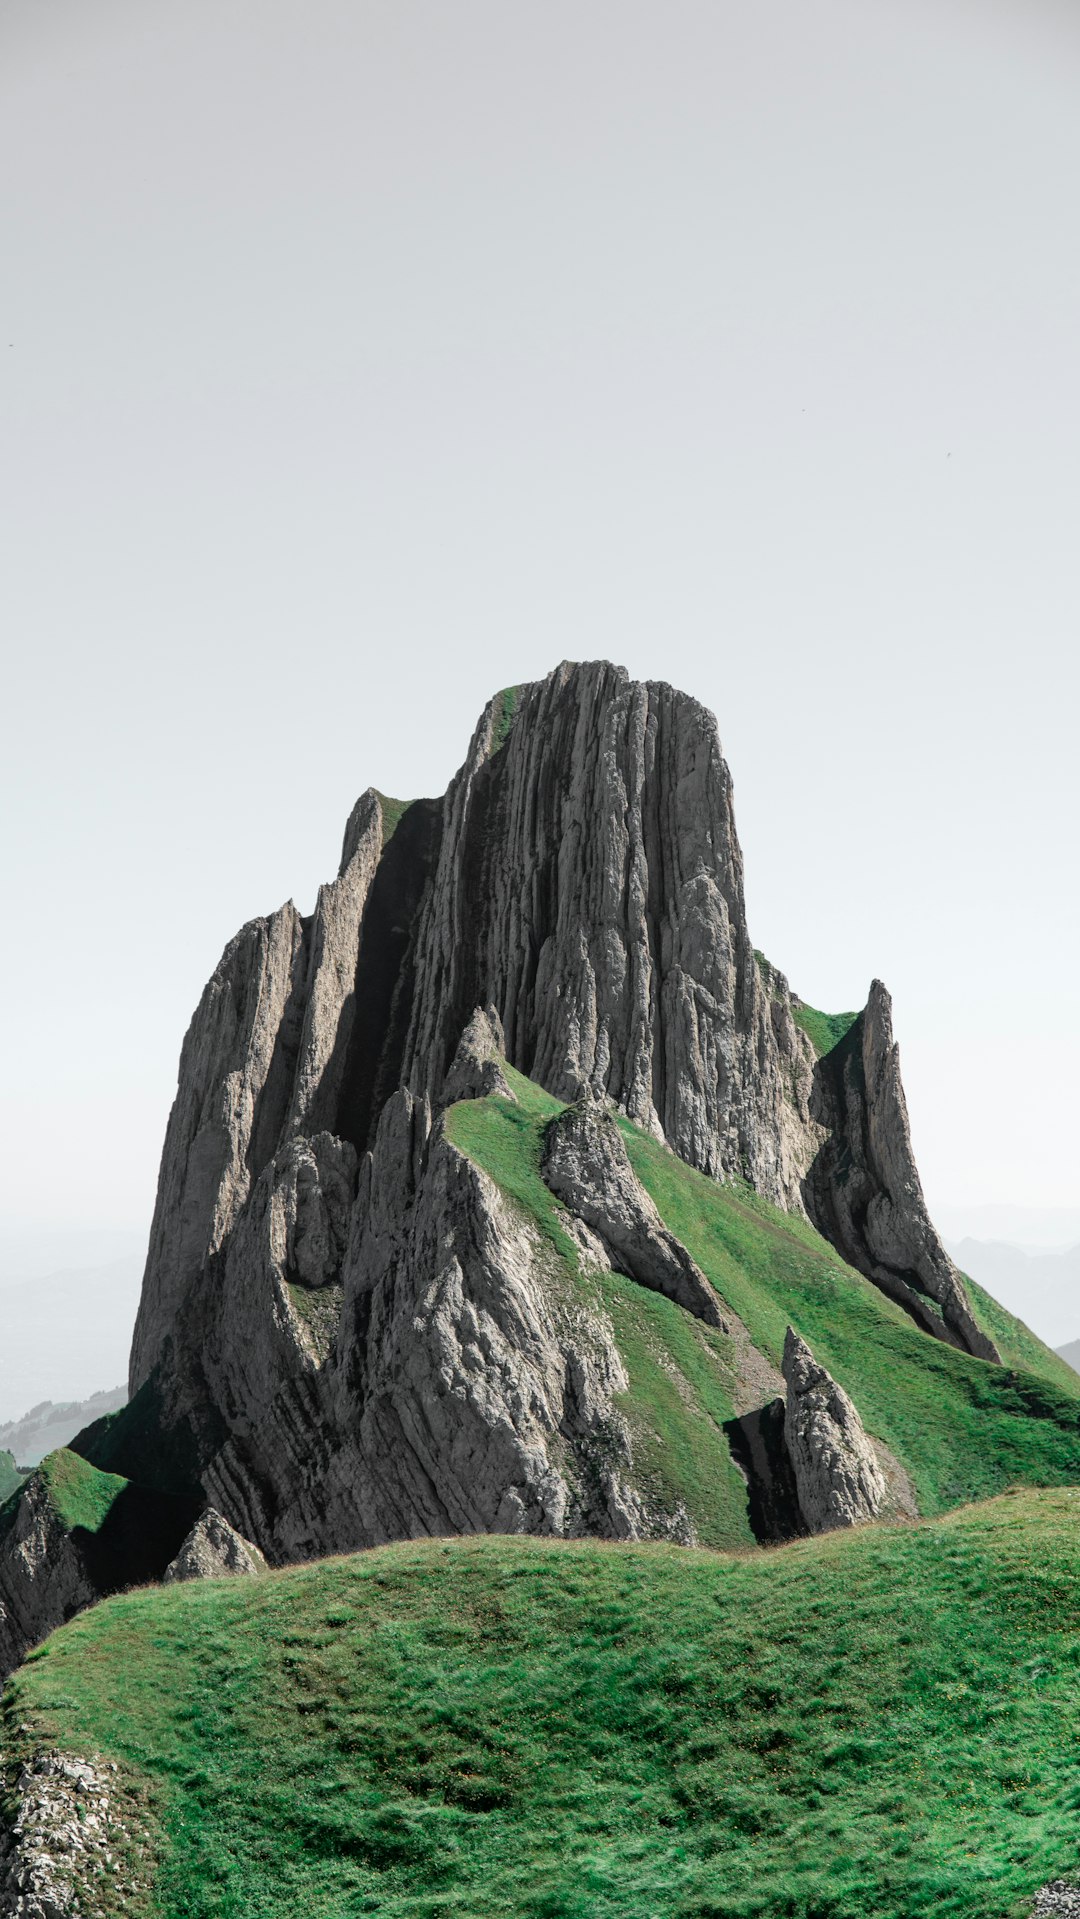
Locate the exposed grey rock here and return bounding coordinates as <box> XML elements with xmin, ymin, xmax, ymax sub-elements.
<box><xmin>197</xmin><ymin>1129</ymin><xmax>357</xmax><ymax>1440</ymax></box>
<box><xmin>541</xmin><ymin>1098</ymin><xmax>727</xmax><ymax>1330</ymax></box>
<box><xmin>130</xmin><ymin>899</ymin><xmax>309</xmax><ymax>1393</ymax></box>
<box><xmin>1032</xmin><ymin>1883</ymin><xmax>1080</xmax><ymax>1915</ymax></box>
<box><xmin>804</xmin><ymin>982</ymin><xmax>997</xmax><ymax>1361</ymax></box>
<box><xmin>442</xmin><ymin>1006</ymin><xmax>516</xmax><ymax>1106</ymax></box>
<box><xmin>782</xmin><ymin>1328</ymin><xmax>887</xmax><ymax>1533</ymax></box>
<box><xmin>0</xmin><ymin>1749</ymin><xmax>149</xmax><ymax>1918</ymax></box>
<box><xmin>203</xmin><ymin>1093</ymin><xmax>690</xmax><ymax>1558</ymax></box>
<box><xmin>284</xmin><ymin>789</ymin><xmax>383</xmax><ymax>1139</ymax></box>
<box><xmin>163</xmin><ymin>1508</ymin><xmax>267</xmax><ymax>1582</ymax></box>
<box><xmin>128</xmin><ymin>662</ymin><xmax>988</xmax><ymax>1491</ymax></box>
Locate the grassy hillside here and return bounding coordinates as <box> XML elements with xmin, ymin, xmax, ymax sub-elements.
<box><xmin>8</xmin><ymin>1491</ymin><xmax>1080</xmax><ymax>1917</ymax></box>
<box><xmin>447</xmin><ymin>1070</ymin><xmax>1080</xmax><ymax>1538</ymax></box>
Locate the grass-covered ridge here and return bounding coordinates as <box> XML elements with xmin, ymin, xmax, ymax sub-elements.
<box><xmin>373</xmin><ymin>791</ymin><xmax>413</xmax><ymax>847</ymax></box>
<box><xmin>11</xmin><ymin>1492</ymin><xmax>1080</xmax><ymax>1918</ymax></box>
<box><xmin>790</xmin><ymin>998</ymin><xmax>859</xmax><ymax>1058</ymax></box>
<box><xmin>753</xmin><ymin>951</ymin><xmax>858</xmax><ymax>1058</ymax></box>
<box><xmin>0</xmin><ymin>1448</ymin><xmax>131</xmax><ymax>1547</ymax></box>
<box><xmin>446</xmin><ymin>1069</ymin><xmax>1080</xmax><ymax>1530</ymax></box>
<box><xmin>37</xmin><ymin>1449</ymin><xmax>131</xmax><ymax>1535</ymax></box>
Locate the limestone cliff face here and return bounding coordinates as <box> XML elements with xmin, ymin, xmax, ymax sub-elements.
<box><xmin>6</xmin><ymin>660</ymin><xmax>988</xmax><ymax>1618</ymax></box>
<box><xmin>401</xmin><ymin>665</ymin><xmax>815</xmax><ymax>1205</ymax></box>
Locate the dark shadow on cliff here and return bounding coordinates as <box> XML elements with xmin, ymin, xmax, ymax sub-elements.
<box><xmin>333</xmin><ymin>797</ymin><xmax>443</xmax><ymax>1154</ymax></box>
<box><xmin>73</xmin><ymin>1372</ymin><xmax>219</xmax><ymax>1502</ymax></box>
<box><xmin>724</xmin><ymin>1400</ymin><xmax>806</xmax><ymax>1545</ymax></box>
<box><xmin>74</xmin><ymin>1479</ymin><xmax>200</xmax><ymax>1595</ymax></box>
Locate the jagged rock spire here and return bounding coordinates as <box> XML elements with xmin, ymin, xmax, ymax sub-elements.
<box><xmin>782</xmin><ymin>1328</ymin><xmax>887</xmax><ymax>1533</ymax></box>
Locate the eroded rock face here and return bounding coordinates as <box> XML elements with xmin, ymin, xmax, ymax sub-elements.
<box><xmin>128</xmin><ymin>662</ymin><xmax>987</xmax><ymax>1461</ymax></box>
<box><xmin>782</xmin><ymin>1328</ymin><xmax>887</xmax><ymax>1533</ymax></box>
<box><xmin>402</xmin><ymin>665</ymin><xmax>820</xmax><ymax>1208</ymax></box>
<box><xmin>129</xmin><ymin>899</ymin><xmax>309</xmax><ymax>1393</ymax></box>
<box><xmin>163</xmin><ymin>1509</ymin><xmax>267</xmax><ymax>1582</ymax></box>
<box><xmin>541</xmin><ymin>1098</ymin><xmax>726</xmax><ymax>1329</ymax></box>
<box><xmin>202</xmin><ymin>1093</ymin><xmax>689</xmax><ymax>1558</ymax></box>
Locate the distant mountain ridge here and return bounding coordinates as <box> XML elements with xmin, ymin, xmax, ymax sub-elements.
<box><xmin>945</xmin><ymin>1237</ymin><xmax>1080</xmax><ymax>1349</ymax></box>
<box><xmin>0</xmin><ymin>1257</ymin><xmax>141</xmax><ymax>1421</ymax></box>
<box><xmin>0</xmin><ymin>1390</ymin><xmax>127</xmax><ymax>1468</ymax></box>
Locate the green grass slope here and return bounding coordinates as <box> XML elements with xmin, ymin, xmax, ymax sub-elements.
<box><xmin>446</xmin><ymin>1070</ymin><xmax>1080</xmax><ymax>1538</ymax></box>
<box><xmin>9</xmin><ymin>1491</ymin><xmax>1080</xmax><ymax>1918</ymax></box>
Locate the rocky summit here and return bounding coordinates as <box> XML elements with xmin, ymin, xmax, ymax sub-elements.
<box><xmin>1</xmin><ymin>660</ymin><xmax>1066</xmax><ymax>1684</ymax></box>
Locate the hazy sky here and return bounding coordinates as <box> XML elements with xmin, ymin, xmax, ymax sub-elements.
<box><xmin>3</xmin><ymin>0</ymin><xmax>1078</xmax><ymax>1265</ymax></box>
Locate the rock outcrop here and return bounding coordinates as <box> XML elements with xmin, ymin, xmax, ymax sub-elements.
<box><xmin>401</xmin><ymin>667</ymin><xmax>818</xmax><ymax>1205</ymax></box>
<box><xmin>541</xmin><ymin>1098</ymin><xmax>726</xmax><ymax>1329</ymax></box>
<box><xmin>442</xmin><ymin>1006</ymin><xmax>516</xmax><ymax>1106</ymax></box>
<box><xmin>803</xmin><ymin>981</ymin><xmax>997</xmax><ymax>1361</ymax></box>
<box><xmin>782</xmin><ymin>1328</ymin><xmax>887</xmax><ymax>1533</ymax></box>
<box><xmin>0</xmin><ymin>1750</ymin><xmax>150</xmax><ymax>1917</ymax></box>
<box><xmin>163</xmin><ymin>1508</ymin><xmax>267</xmax><ymax>1582</ymax></box>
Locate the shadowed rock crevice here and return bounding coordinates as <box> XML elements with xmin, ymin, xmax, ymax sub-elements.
<box><xmin>332</xmin><ymin>796</ymin><xmax>443</xmax><ymax>1155</ymax></box>
<box><xmin>724</xmin><ymin>1399</ymin><xmax>807</xmax><ymax>1545</ymax></box>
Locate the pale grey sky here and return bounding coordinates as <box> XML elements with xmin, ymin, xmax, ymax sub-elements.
<box><xmin>3</xmin><ymin>0</ymin><xmax>1078</xmax><ymax>1267</ymax></box>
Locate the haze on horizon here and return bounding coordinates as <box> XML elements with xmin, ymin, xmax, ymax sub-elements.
<box><xmin>3</xmin><ymin>0</ymin><xmax>1077</xmax><ymax>1308</ymax></box>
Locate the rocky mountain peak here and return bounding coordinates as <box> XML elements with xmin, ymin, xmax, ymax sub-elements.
<box><xmin>0</xmin><ymin>661</ymin><xmax>1007</xmax><ymax>1675</ymax></box>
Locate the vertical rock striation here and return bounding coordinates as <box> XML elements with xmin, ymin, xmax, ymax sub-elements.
<box><xmin>402</xmin><ymin>664</ymin><xmax>816</xmax><ymax>1206</ymax></box>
